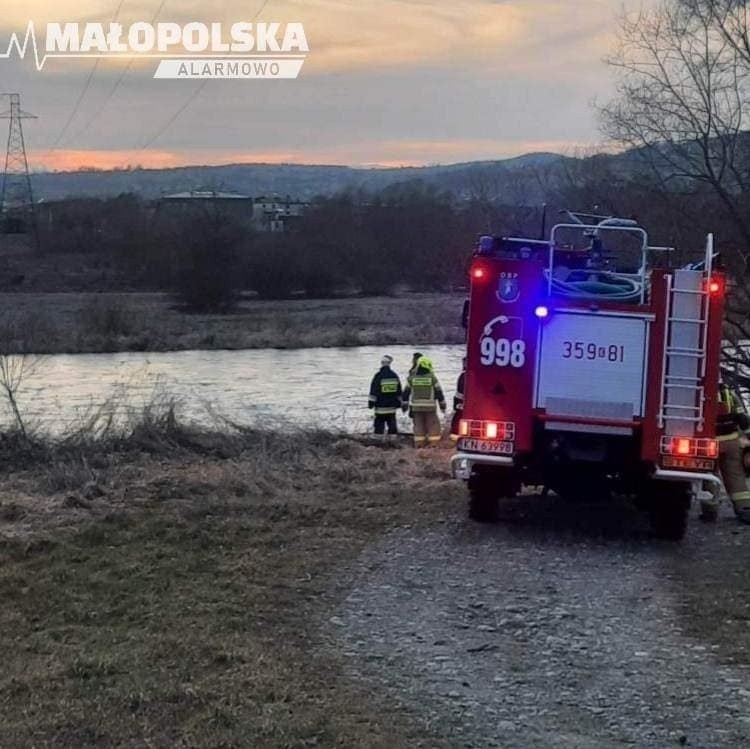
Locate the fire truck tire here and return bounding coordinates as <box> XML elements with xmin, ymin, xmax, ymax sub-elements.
<box><xmin>649</xmin><ymin>481</ymin><xmax>691</xmax><ymax>541</ymax></box>
<box><xmin>468</xmin><ymin>468</ymin><xmax>515</xmax><ymax>522</ymax></box>
<box><xmin>468</xmin><ymin>481</ymin><xmax>498</xmax><ymax>522</ymax></box>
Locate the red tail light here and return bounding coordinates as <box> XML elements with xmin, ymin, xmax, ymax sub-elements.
<box><xmin>676</xmin><ymin>438</ymin><xmax>691</xmax><ymax>456</ymax></box>
<box><xmin>661</xmin><ymin>436</ymin><xmax>718</xmax><ymax>459</ymax></box>
<box><xmin>459</xmin><ymin>419</ymin><xmax>515</xmax><ymax>441</ymax></box>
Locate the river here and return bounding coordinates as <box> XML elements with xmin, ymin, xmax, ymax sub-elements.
<box><xmin>11</xmin><ymin>345</ymin><xmax>465</xmax><ymax>435</ymax></box>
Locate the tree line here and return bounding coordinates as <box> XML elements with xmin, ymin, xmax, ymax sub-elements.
<box><xmin>31</xmin><ymin>184</ymin><xmax>489</xmax><ymax>309</ymax></box>
<box><xmin>28</xmin><ymin>167</ymin><xmax>746</xmax><ymax>312</ymax></box>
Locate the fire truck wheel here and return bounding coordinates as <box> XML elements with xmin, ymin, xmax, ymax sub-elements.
<box><xmin>468</xmin><ymin>477</ymin><xmax>498</xmax><ymax>522</ymax></box>
<box><xmin>468</xmin><ymin>468</ymin><xmax>515</xmax><ymax>523</ymax></box>
<box><xmin>649</xmin><ymin>482</ymin><xmax>691</xmax><ymax>541</ymax></box>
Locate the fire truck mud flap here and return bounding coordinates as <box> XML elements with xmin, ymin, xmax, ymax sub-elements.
<box><xmin>451</xmin><ymin>452</ymin><xmax>513</xmax><ymax>480</ymax></box>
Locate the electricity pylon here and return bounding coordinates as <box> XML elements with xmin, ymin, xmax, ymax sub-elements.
<box><xmin>0</xmin><ymin>93</ymin><xmax>39</xmax><ymax>252</ymax></box>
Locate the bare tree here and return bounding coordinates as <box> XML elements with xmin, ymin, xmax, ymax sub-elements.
<box><xmin>690</xmin><ymin>0</ymin><xmax>750</xmax><ymax>67</ymax></box>
<box><xmin>600</xmin><ymin>0</ymin><xmax>750</xmax><ymax>265</ymax></box>
<box><xmin>0</xmin><ymin>354</ymin><xmax>42</xmax><ymax>438</ymax></box>
<box><xmin>0</xmin><ymin>313</ymin><xmax>45</xmax><ymax>438</ymax></box>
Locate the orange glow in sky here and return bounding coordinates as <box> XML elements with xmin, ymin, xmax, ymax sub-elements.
<box><xmin>30</xmin><ymin>138</ymin><xmax>587</xmax><ymax>172</ymax></box>
<box><xmin>4</xmin><ymin>0</ymin><xmax>630</xmax><ymax>169</ymax></box>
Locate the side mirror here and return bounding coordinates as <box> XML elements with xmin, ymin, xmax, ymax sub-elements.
<box><xmin>461</xmin><ymin>299</ymin><xmax>469</xmax><ymax>329</ymax></box>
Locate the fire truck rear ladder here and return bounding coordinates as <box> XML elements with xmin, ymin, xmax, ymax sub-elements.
<box><xmin>658</xmin><ymin>235</ymin><xmax>714</xmax><ymax>435</ymax></box>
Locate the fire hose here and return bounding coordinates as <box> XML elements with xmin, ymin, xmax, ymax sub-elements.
<box><xmin>544</xmin><ymin>269</ymin><xmax>644</xmax><ymax>302</ymax></box>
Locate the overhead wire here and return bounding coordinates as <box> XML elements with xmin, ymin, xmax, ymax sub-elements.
<box><xmin>50</xmin><ymin>0</ymin><xmax>129</xmax><ymax>149</ymax></box>
<box><xmin>138</xmin><ymin>0</ymin><xmax>271</xmax><ymax>151</ymax></box>
<box><xmin>74</xmin><ymin>0</ymin><xmax>171</xmax><ymax>140</ymax></box>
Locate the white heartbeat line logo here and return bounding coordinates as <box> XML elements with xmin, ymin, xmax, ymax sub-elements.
<box><xmin>0</xmin><ymin>21</ymin><xmax>309</xmax><ymax>72</ymax></box>
<box><xmin>0</xmin><ymin>22</ymin><xmax>48</xmax><ymax>71</ymax></box>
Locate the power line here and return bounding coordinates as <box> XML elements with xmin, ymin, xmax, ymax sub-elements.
<box><xmin>51</xmin><ymin>60</ymin><xmax>101</xmax><ymax>148</ymax></box>
<box><xmin>50</xmin><ymin>0</ymin><xmax>128</xmax><ymax>149</ymax></box>
<box><xmin>74</xmin><ymin>0</ymin><xmax>170</xmax><ymax>140</ymax></box>
<box><xmin>138</xmin><ymin>0</ymin><xmax>271</xmax><ymax>151</ymax></box>
<box><xmin>139</xmin><ymin>80</ymin><xmax>209</xmax><ymax>150</ymax></box>
<box><xmin>253</xmin><ymin>0</ymin><xmax>271</xmax><ymax>21</ymax></box>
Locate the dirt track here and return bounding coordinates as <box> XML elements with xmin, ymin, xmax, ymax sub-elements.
<box><xmin>328</xmin><ymin>494</ymin><xmax>750</xmax><ymax>748</ymax></box>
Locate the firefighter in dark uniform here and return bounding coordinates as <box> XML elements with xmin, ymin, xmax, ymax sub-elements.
<box><xmin>368</xmin><ymin>355</ymin><xmax>403</xmax><ymax>436</ymax></box>
<box><xmin>450</xmin><ymin>358</ymin><xmax>466</xmax><ymax>441</ymax></box>
<box><xmin>701</xmin><ymin>380</ymin><xmax>750</xmax><ymax>523</ymax></box>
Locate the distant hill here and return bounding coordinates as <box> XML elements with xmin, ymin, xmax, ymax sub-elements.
<box><xmin>28</xmin><ymin>152</ymin><xmax>568</xmax><ymax>203</ymax></box>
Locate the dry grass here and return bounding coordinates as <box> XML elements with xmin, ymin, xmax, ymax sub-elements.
<box><xmin>1</xmin><ymin>402</ymin><xmax>750</xmax><ymax>744</ymax></box>
<box><xmin>0</xmin><ymin>405</ymin><xmax>463</xmax><ymax>747</ymax></box>
<box><xmin>0</xmin><ymin>292</ymin><xmax>466</xmax><ymax>354</ymax></box>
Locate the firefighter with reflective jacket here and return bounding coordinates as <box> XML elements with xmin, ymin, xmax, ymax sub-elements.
<box><xmin>368</xmin><ymin>355</ymin><xmax>403</xmax><ymax>436</ymax></box>
<box><xmin>402</xmin><ymin>355</ymin><xmax>446</xmax><ymax>446</ymax></box>
<box><xmin>701</xmin><ymin>381</ymin><xmax>750</xmax><ymax>523</ymax></box>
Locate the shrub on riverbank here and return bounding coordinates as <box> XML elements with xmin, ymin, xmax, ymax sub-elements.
<box><xmin>0</xmin><ymin>395</ymin><xmax>375</xmax><ymax>487</ymax></box>
<box><xmin>0</xmin><ymin>292</ymin><xmax>466</xmax><ymax>354</ymax></box>
<box><xmin>77</xmin><ymin>296</ymin><xmax>146</xmax><ymax>339</ymax></box>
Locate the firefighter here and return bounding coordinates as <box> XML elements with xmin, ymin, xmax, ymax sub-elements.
<box><xmin>701</xmin><ymin>380</ymin><xmax>750</xmax><ymax>523</ymax></box>
<box><xmin>368</xmin><ymin>355</ymin><xmax>403</xmax><ymax>437</ymax></box>
<box><xmin>449</xmin><ymin>358</ymin><xmax>466</xmax><ymax>441</ymax></box>
<box><xmin>409</xmin><ymin>351</ymin><xmax>423</xmax><ymax>378</ymax></box>
<box><xmin>402</xmin><ymin>355</ymin><xmax>446</xmax><ymax>447</ymax></box>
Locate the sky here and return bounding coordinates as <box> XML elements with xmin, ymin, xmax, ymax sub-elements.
<box><xmin>0</xmin><ymin>0</ymin><xmax>645</xmax><ymax>171</ymax></box>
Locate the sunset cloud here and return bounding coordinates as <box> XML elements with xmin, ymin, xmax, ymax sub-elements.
<box><xmin>1</xmin><ymin>0</ymin><xmax>616</xmax><ymax>74</ymax></box>
<box><xmin>0</xmin><ymin>1</ymin><xmax>639</xmax><ymax>169</ymax></box>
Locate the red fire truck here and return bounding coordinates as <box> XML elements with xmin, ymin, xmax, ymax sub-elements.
<box><xmin>451</xmin><ymin>212</ymin><xmax>725</xmax><ymax>539</ymax></box>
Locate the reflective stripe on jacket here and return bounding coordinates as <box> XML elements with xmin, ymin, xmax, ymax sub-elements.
<box><xmin>369</xmin><ymin>367</ymin><xmax>403</xmax><ymax>415</ymax></box>
<box><xmin>453</xmin><ymin>371</ymin><xmax>465</xmax><ymax>411</ymax></box>
<box><xmin>404</xmin><ymin>369</ymin><xmax>445</xmax><ymax>413</ymax></box>
<box><xmin>717</xmin><ymin>384</ymin><xmax>749</xmax><ymax>441</ymax></box>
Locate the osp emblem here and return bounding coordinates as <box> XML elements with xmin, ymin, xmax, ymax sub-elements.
<box><xmin>497</xmin><ymin>275</ymin><xmax>520</xmax><ymax>303</ymax></box>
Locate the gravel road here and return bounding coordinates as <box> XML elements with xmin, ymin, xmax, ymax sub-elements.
<box><xmin>326</xmin><ymin>493</ymin><xmax>750</xmax><ymax>748</ymax></box>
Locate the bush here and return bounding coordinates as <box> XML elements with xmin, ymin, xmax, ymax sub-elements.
<box><xmin>174</xmin><ymin>208</ymin><xmax>242</xmax><ymax>312</ymax></box>
<box><xmin>246</xmin><ymin>241</ymin><xmax>297</xmax><ymax>299</ymax></box>
<box><xmin>78</xmin><ymin>297</ymin><xmax>142</xmax><ymax>338</ymax></box>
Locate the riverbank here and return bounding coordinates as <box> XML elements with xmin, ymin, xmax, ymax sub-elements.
<box><xmin>0</xmin><ymin>292</ymin><xmax>466</xmax><ymax>354</ymax></box>
<box><xmin>0</xmin><ymin>415</ymin><xmax>462</xmax><ymax>747</ymax></box>
<box><xmin>1</xmin><ymin>413</ymin><xmax>749</xmax><ymax>746</ymax></box>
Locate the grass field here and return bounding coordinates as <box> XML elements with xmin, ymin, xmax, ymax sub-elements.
<box><xmin>0</xmin><ymin>414</ymin><xmax>462</xmax><ymax>747</ymax></box>
<box><xmin>0</xmin><ymin>292</ymin><xmax>466</xmax><ymax>354</ymax></box>
<box><xmin>1</xmin><ymin>407</ymin><xmax>750</xmax><ymax>746</ymax></box>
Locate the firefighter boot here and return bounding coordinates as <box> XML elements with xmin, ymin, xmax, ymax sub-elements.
<box><xmin>700</xmin><ymin>500</ymin><xmax>719</xmax><ymax>522</ymax></box>
<box><xmin>698</xmin><ymin>489</ymin><xmax>719</xmax><ymax>522</ymax></box>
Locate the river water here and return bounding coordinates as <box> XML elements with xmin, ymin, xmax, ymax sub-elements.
<box><xmin>11</xmin><ymin>345</ymin><xmax>465</xmax><ymax>435</ymax></box>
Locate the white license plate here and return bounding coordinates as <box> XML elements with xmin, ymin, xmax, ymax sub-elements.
<box><xmin>458</xmin><ymin>438</ymin><xmax>513</xmax><ymax>455</ymax></box>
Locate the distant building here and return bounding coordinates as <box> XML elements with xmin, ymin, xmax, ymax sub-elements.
<box><xmin>252</xmin><ymin>195</ymin><xmax>308</xmax><ymax>233</ymax></box>
<box><xmin>158</xmin><ymin>190</ymin><xmax>307</xmax><ymax>232</ymax></box>
<box><xmin>158</xmin><ymin>190</ymin><xmax>254</xmax><ymax>223</ymax></box>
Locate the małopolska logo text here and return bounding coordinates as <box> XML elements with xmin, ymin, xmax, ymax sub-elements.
<box><xmin>1</xmin><ymin>21</ymin><xmax>309</xmax><ymax>79</ymax></box>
